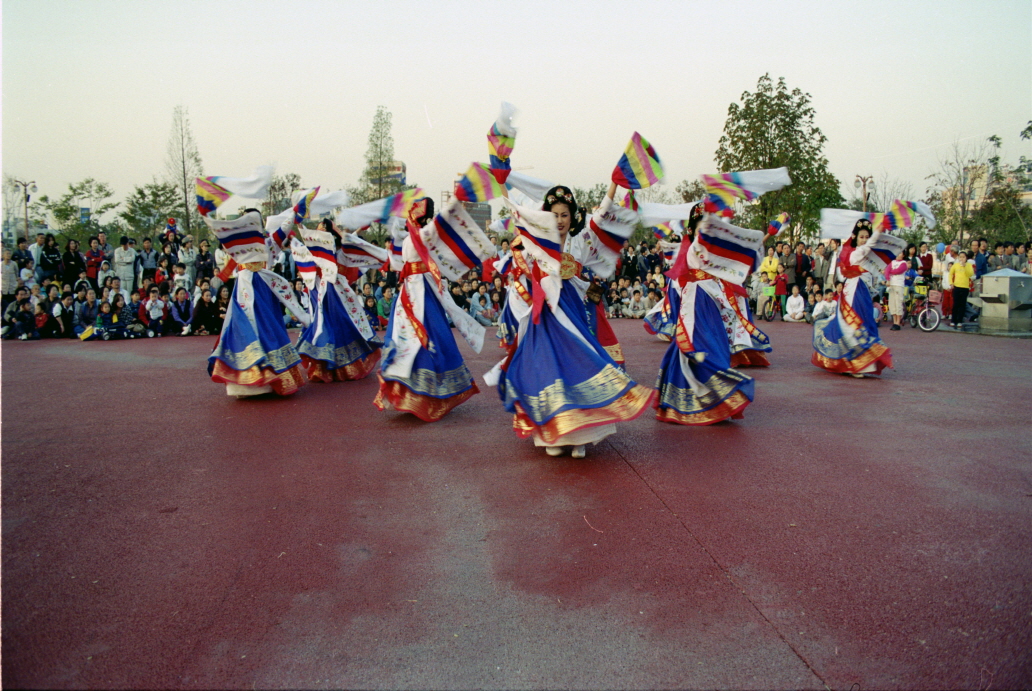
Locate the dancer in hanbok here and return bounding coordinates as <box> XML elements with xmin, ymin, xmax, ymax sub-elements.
<box><xmin>653</xmin><ymin>213</ymin><xmax>759</xmax><ymax>424</ymax></box>
<box><xmin>490</xmin><ymin>184</ymin><xmax>655</xmax><ymax>457</ymax></box>
<box><xmin>811</xmin><ymin>218</ymin><xmax>895</xmax><ymax>377</ymax></box>
<box><xmin>374</xmin><ymin>198</ymin><xmax>493</xmax><ymax>421</ymax></box>
<box><xmin>205</xmin><ymin>209</ymin><xmax>312</xmax><ymax>397</ymax></box>
<box><xmin>295</xmin><ymin>219</ymin><xmax>384</xmax><ymax>382</ymax></box>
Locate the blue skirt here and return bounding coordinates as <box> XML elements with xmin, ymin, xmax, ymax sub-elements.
<box><xmin>655</xmin><ymin>285</ymin><xmax>754</xmax><ymax>425</ymax></box>
<box><xmin>812</xmin><ymin>277</ymin><xmax>892</xmax><ymax>374</ymax></box>
<box><xmin>208</xmin><ymin>274</ymin><xmax>300</xmax><ymax>376</ymax></box>
<box><xmin>375</xmin><ymin>279</ymin><xmax>478</xmax><ymax>421</ymax></box>
<box><xmin>502</xmin><ymin>279</ymin><xmax>653</xmax><ymax>443</ymax></box>
<box><xmin>298</xmin><ymin>283</ymin><xmax>381</xmax><ymax>381</ymax></box>
<box><xmin>644</xmin><ymin>280</ymin><xmax>679</xmax><ymax>338</ymax></box>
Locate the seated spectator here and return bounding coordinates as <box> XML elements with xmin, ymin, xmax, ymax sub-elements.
<box><xmin>34</xmin><ymin>303</ymin><xmax>50</xmax><ymax>337</ymax></box>
<box><xmin>190</xmin><ymin>289</ymin><xmax>219</xmax><ymax>336</ymax></box>
<box><xmin>3</xmin><ymin>298</ymin><xmax>39</xmax><ymax>340</ymax></box>
<box><xmin>74</xmin><ymin>289</ymin><xmax>101</xmax><ymax>338</ymax></box>
<box><xmin>469</xmin><ymin>294</ymin><xmax>492</xmax><ymax>326</ymax></box>
<box><xmin>623</xmin><ymin>289</ymin><xmax>647</xmax><ymax>319</ymax></box>
<box><xmin>489</xmin><ymin>291</ymin><xmax>503</xmax><ymax>318</ymax></box>
<box><xmin>377</xmin><ymin>287</ymin><xmax>393</xmax><ymax>328</ymax></box>
<box><xmin>812</xmin><ymin>289</ymin><xmax>837</xmax><ymax>321</ymax></box>
<box><xmin>171</xmin><ymin>263</ymin><xmax>191</xmax><ymax>294</ymax></box>
<box><xmin>93</xmin><ymin>300</ymin><xmax>127</xmax><ymax>340</ymax></box>
<box><xmin>804</xmin><ymin>293</ymin><xmax>817</xmax><ymax>323</ymax></box>
<box><xmin>363</xmin><ymin>296</ymin><xmax>380</xmax><ymax>329</ymax></box>
<box><xmin>97</xmin><ymin>260</ymin><xmax>114</xmax><ymax>290</ymax></box>
<box><xmin>167</xmin><ymin>287</ymin><xmax>192</xmax><ymax>336</ymax></box>
<box><xmin>783</xmin><ymin>285</ymin><xmax>807</xmax><ymax>322</ymax></box>
<box><xmin>44</xmin><ymin>291</ymin><xmax>75</xmax><ymax>338</ymax></box>
<box><xmin>215</xmin><ymin>285</ymin><xmax>231</xmax><ymax>332</ymax></box>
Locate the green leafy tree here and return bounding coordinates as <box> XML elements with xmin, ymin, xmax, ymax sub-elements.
<box><xmin>34</xmin><ymin>178</ymin><xmax>119</xmax><ymax>244</ymax></box>
<box><xmin>264</xmin><ymin>173</ymin><xmax>303</xmax><ymax>216</ymax></box>
<box><xmin>715</xmin><ymin>74</ymin><xmax>844</xmax><ymax>242</ymax></box>
<box><xmin>970</xmin><ymin>133</ymin><xmax>1029</xmax><ymax>243</ymax></box>
<box><xmin>676</xmin><ymin>179</ymin><xmax>706</xmax><ymax>203</ymax></box>
<box><xmin>572</xmin><ymin>183</ymin><xmax>608</xmax><ymax>213</ymax></box>
<box><xmin>352</xmin><ymin>106</ymin><xmax>404</xmax><ymax>204</ymax></box>
<box><xmin>119</xmin><ymin>181</ymin><xmax>180</xmax><ymax>236</ymax></box>
<box><xmin>164</xmin><ymin>105</ymin><xmax>204</xmax><ymax>236</ymax></box>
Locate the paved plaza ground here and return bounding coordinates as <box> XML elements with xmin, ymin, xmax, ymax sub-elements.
<box><xmin>2</xmin><ymin>318</ymin><xmax>1030</xmax><ymax>690</ymax></box>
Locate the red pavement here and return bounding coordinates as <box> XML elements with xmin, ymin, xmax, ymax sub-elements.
<box><xmin>2</xmin><ymin>320</ymin><xmax>1030</xmax><ymax>689</ymax></box>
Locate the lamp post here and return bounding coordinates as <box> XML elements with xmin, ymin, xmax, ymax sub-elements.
<box><xmin>854</xmin><ymin>175</ymin><xmax>875</xmax><ymax>212</ymax></box>
<box><xmin>11</xmin><ymin>179</ymin><xmax>37</xmax><ymax>240</ymax></box>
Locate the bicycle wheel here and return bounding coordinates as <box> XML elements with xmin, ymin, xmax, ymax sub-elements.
<box><xmin>763</xmin><ymin>299</ymin><xmax>775</xmax><ymax>321</ymax></box>
<box><xmin>917</xmin><ymin>307</ymin><xmax>940</xmax><ymax>332</ymax></box>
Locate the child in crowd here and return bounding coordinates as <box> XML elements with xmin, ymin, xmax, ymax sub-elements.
<box><xmin>4</xmin><ymin>299</ymin><xmax>39</xmax><ymax>340</ymax></box>
<box><xmin>97</xmin><ymin>261</ymin><xmax>114</xmax><ymax>290</ymax></box>
<box><xmin>784</xmin><ymin>285</ymin><xmax>807</xmax><ymax>323</ymax></box>
<box><xmin>20</xmin><ymin>259</ymin><xmax>36</xmax><ymax>290</ymax></box>
<box><xmin>363</xmin><ymin>296</ymin><xmax>380</xmax><ymax>330</ymax></box>
<box><xmin>774</xmin><ymin>264</ymin><xmax>790</xmax><ymax>315</ymax></box>
<box><xmin>94</xmin><ymin>301</ymin><xmax>124</xmax><ymax>340</ymax></box>
<box><xmin>804</xmin><ymin>293</ymin><xmax>817</xmax><ymax>323</ymax></box>
<box><xmin>143</xmin><ymin>287</ymin><xmax>167</xmax><ymax>337</ymax></box>
<box><xmin>34</xmin><ymin>303</ymin><xmax>49</xmax><ymax>335</ymax></box>
<box><xmin>812</xmin><ymin>289</ymin><xmax>837</xmax><ymax>321</ymax></box>
<box><xmin>172</xmin><ymin>263</ymin><xmax>190</xmax><ymax>294</ymax></box>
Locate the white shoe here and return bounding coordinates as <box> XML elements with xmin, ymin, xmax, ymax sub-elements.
<box><xmin>545</xmin><ymin>446</ymin><xmax>564</xmax><ymax>457</ymax></box>
<box><xmin>571</xmin><ymin>445</ymin><xmax>586</xmax><ymax>459</ymax></box>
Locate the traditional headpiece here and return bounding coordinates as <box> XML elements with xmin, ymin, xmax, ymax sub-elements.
<box><xmin>542</xmin><ymin>186</ymin><xmax>584</xmax><ymax>235</ymax></box>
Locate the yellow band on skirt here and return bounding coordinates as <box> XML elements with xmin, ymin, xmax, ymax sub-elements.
<box><xmin>303</xmin><ymin>350</ymin><xmax>380</xmax><ymax>383</ymax></box>
<box><xmin>512</xmin><ymin>383</ymin><xmax>655</xmax><ymax>445</ymax></box>
<box><xmin>210</xmin><ymin>360</ymin><xmax>306</xmax><ymax>396</ymax></box>
<box><xmin>373</xmin><ymin>374</ymin><xmax>479</xmax><ymax>422</ymax></box>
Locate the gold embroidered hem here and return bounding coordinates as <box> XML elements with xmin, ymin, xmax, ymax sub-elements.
<box><xmin>654</xmin><ymin>369</ymin><xmax>753</xmax><ymax>416</ymax></box>
<box><xmin>210</xmin><ymin>360</ymin><xmax>305</xmax><ymax>396</ymax></box>
<box><xmin>656</xmin><ymin>390</ymin><xmax>750</xmax><ymax>426</ymax></box>
<box><xmin>506</xmin><ymin>364</ymin><xmax>637</xmax><ymax>423</ymax></box>
<box><xmin>512</xmin><ymin>384</ymin><xmax>655</xmax><ymax>444</ymax></box>
<box><xmin>603</xmin><ymin>344</ymin><xmax>625</xmax><ymax>364</ymax></box>
<box><xmin>811</xmin><ymin>344</ymin><xmax>891</xmax><ymax>375</ymax></box>
<box><xmin>382</xmin><ymin>364</ymin><xmax>479</xmax><ymax>398</ymax></box>
<box><xmin>298</xmin><ymin>338</ymin><xmax>379</xmax><ymax>368</ymax></box>
<box><xmin>303</xmin><ymin>350</ymin><xmax>380</xmax><ymax>383</ymax></box>
<box><xmin>373</xmin><ymin>375</ymin><xmax>479</xmax><ymax>422</ymax></box>
<box><xmin>214</xmin><ymin>339</ymin><xmax>301</xmax><ymax>373</ymax></box>
<box><xmin>731</xmin><ymin>350</ymin><xmax>771</xmax><ymax>368</ymax></box>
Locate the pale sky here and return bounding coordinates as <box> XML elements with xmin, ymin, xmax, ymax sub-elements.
<box><xmin>3</xmin><ymin>0</ymin><xmax>1030</xmax><ymax>224</ymax></box>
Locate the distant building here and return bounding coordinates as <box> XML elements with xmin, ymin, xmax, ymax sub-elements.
<box><xmin>462</xmin><ymin>202</ymin><xmax>491</xmax><ymax>231</ymax></box>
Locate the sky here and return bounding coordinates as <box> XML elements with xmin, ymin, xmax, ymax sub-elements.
<box><xmin>3</xmin><ymin>0</ymin><xmax>1030</xmax><ymax>224</ymax></box>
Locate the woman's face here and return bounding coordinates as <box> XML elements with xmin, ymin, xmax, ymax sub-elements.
<box><xmin>202</xmin><ymin>290</ymin><xmax>212</xmax><ymax>302</ymax></box>
<box><xmin>162</xmin><ymin>244</ymin><xmax>171</xmax><ymax>254</ymax></box>
<box><xmin>767</xmin><ymin>247</ymin><xmax>775</xmax><ymax>257</ymax></box>
<box><xmin>69</xmin><ymin>240</ymin><xmax>78</xmax><ymax>251</ymax></box>
<box><xmin>856</xmin><ymin>229</ymin><xmax>871</xmax><ymax>246</ymax></box>
<box><xmin>551</xmin><ymin>203</ymin><xmax>572</xmax><ymax>236</ymax></box>
<box><xmin>200</xmin><ymin>241</ymin><xmax>209</xmax><ymax>251</ymax></box>
<box><xmin>920</xmin><ymin>243</ymin><xmax>928</xmax><ymax>252</ymax></box>
<box><xmin>90</xmin><ymin>239</ymin><xmax>99</xmax><ymax>249</ymax></box>
<box><xmin>219</xmin><ymin>287</ymin><xmax>229</xmax><ymax>299</ymax></box>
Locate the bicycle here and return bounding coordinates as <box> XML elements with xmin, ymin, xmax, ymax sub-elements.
<box><xmin>762</xmin><ymin>286</ymin><xmax>782</xmax><ymax>321</ymax></box>
<box><xmin>911</xmin><ymin>284</ymin><xmax>942</xmax><ymax>332</ymax></box>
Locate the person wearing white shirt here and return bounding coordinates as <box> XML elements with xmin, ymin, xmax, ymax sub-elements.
<box><xmin>783</xmin><ymin>286</ymin><xmax>807</xmax><ymax>322</ymax></box>
<box><xmin>107</xmin><ymin>276</ymin><xmax>130</xmax><ymax>304</ymax></box>
<box><xmin>812</xmin><ymin>289</ymin><xmax>837</xmax><ymax>321</ymax></box>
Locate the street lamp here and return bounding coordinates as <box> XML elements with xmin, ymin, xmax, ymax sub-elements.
<box><xmin>11</xmin><ymin>179</ymin><xmax>37</xmax><ymax>240</ymax></box>
<box><xmin>854</xmin><ymin>175</ymin><xmax>875</xmax><ymax>213</ymax></box>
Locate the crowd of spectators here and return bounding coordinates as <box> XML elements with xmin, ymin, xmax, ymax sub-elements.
<box><xmin>3</xmin><ymin>228</ymin><xmax>1029</xmax><ymax>342</ymax></box>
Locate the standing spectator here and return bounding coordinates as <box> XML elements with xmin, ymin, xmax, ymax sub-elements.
<box><xmin>759</xmin><ymin>246</ymin><xmax>779</xmax><ymax>281</ymax></box>
<box><xmin>1016</xmin><ymin>243</ymin><xmax>1029</xmax><ymax>273</ymax></box>
<box><xmin>96</xmin><ymin>231</ymin><xmax>114</xmax><ymax>262</ymax></box>
<box><xmin>84</xmin><ymin>237</ymin><xmax>105</xmax><ymax>289</ymax></box>
<box><xmin>793</xmin><ymin>241</ymin><xmax>811</xmax><ymax>290</ymax></box>
<box><xmin>885</xmin><ymin>254</ymin><xmax>908</xmax><ymax>330</ymax></box>
<box><xmin>779</xmin><ymin>244</ymin><xmax>797</xmax><ymax>287</ymax></box>
<box><xmin>157</xmin><ymin>241</ymin><xmax>177</xmax><ymax>272</ymax></box>
<box><xmin>29</xmin><ymin>233</ymin><xmax>46</xmax><ymax>283</ymax></box>
<box><xmin>949</xmin><ymin>251</ymin><xmax>975</xmax><ymax>327</ymax></box>
<box><xmin>142</xmin><ymin>286</ymin><xmax>167</xmax><ymax>337</ymax></box>
<box><xmin>2</xmin><ymin>248</ymin><xmax>19</xmax><ymax>311</ymax></box>
<box><xmin>363</xmin><ymin>296</ymin><xmax>379</xmax><ymax>329</ymax></box>
<box><xmin>138</xmin><ymin>237</ymin><xmax>158</xmax><ymax>283</ymax></box>
<box><xmin>39</xmin><ymin>234</ymin><xmax>63</xmax><ymax>285</ymax></box>
<box><xmin>59</xmin><ymin>239</ymin><xmax>86</xmax><ymax>290</ymax></box>
<box><xmin>179</xmin><ymin>236</ymin><xmax>198</xmax><ymax>288</ymax></box>
<box><xmin>988</xmin><ymin>242</ymin><xmax>1009</xmax><ymax>272</ymax></box>
<box><xmin>774</xmin><ymin>263</ymin><xmax>790</xmax><ymax>316</ymax></box>
<box><xmin>918</xmin><ymin>242</ymin><xmax>933</xmax><ymax>281</ymax></box>
<box><xmin>822</xmin><ymin>239</ymin><xmax>841</xmax><ymax>289</ymax></box>
<box><xmin>12</xmin><ymin>237</ymin><xmax>33</xmax><ymax>271</ymax></box>
<box><xmin>970</xmin><ymin>240</ymin><xmax>988</xmax><ymax>279</ymax></box>
<box><xmin>114</xmin><ymin>236</ymin><xmax>137</xmax><ymax>293</ymax></box>
<box><xmin>195</xmin><ymin>239</ymin><xmax>215</xmax><ymax>283</ymax></box>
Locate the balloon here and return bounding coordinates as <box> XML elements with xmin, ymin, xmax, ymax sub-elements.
<box><xmin>936</xmin><ymin>242</ymin><xmax>945</xmax><ymax>254</ymax></box>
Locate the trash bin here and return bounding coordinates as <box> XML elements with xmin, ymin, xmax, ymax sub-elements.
<box><xmin>979</xmin><ymin>269</ymin><xmax>1032</xmax><ymax>333</ymax></box>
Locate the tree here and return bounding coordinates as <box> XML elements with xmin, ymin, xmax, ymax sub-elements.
<box><xmin>924</xmin><ymin>137</ymin><xmax>994</xmax><ymax>247</ymax></box>
<box><xmin>120</xmin><ymin>181</ymin><xmax>180</xmax><ymax>236</ymax></box>
<box><xmin>33</xmin><ymin>178</ymin><xmax>119</xmax><ymax>244</ymax></box>
<box><xmin>572</xmin><ymin>183</ymin><xmax>609</xmax><ymax>213</ymax></box>
<box><xmin>676</xmin><ymin>179</ymin><xmax>706</xmax><ymax>203</ymax></box>
<box><xmin>715</xmin><ymin>74</ymin><xmax>844</xmax><ymax>242</ymax></box>
<box><xmin>164</xmin><ymin>105</ymin><xmax>204</xmax><ymax>236</ymax></box>
<box><xmin>264</xmin><ymin>173</ymin><xmax>303</xmax><ymax>216</ymax></box>
<box><xmin>354</xmin><ymin>106</ymin><xmax>404</xmax><ymax>204</ymax></box>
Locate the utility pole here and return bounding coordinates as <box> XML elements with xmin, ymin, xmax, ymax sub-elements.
<box><xmin>11</xmin><ymin>179</ymin><xmax>37</xmax><ymax>240</ymax></box>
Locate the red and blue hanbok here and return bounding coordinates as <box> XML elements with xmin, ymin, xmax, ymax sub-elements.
<box><xmin>374</xmin><ymin>200</ymin><xmax>494</xmax><ymax>421</ymax></box>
